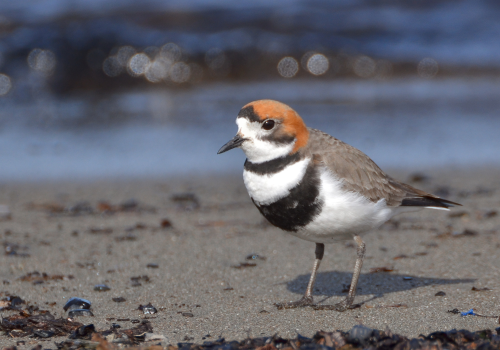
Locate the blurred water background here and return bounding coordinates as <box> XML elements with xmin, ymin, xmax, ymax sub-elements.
<box><xmin>0</xmin><ymin>0</ymin><xmax>499</xmax><ymax>180</ymax></box>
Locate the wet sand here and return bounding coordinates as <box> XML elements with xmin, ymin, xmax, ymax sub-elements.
<box><xmin>0</xmin><ymin>167</ymin><xmax>499</xmax><ymax>348</ymax></box>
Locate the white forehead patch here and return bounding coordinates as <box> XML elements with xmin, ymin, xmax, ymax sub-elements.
<box><xmin>236</xmin><ymin>117</ymin><xmax>295</xmax><ymax>164</ymax></box>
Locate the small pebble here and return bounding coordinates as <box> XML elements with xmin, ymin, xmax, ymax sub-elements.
<box><xmin>120</xmin><ymin>199</ymin><xmax>139</xmax><ymax>210</ymax></box>
<box><xmin>147</xmin><ymin>263</ymin><xmax>159</xmax><ymax>269</ymax></box>
<box><xmin>68</xmin><ymin>309</ymin><xmax>94</xmax><ymax>317</ymax></box>
<box><xmin>94</xmin><ymin>284</ymin><xmax>111</xmax><ymax>292</ymax></box>
<box><xmin>170</xmin><ymin>193</ymin><xmax>200</xmax><ymax>210</ymax></box>
<box><xmin>161</xmin><ymin>219</ymin><xmax>172</xmax><ymax>228</ymax></box>
<box><xmin>145</xmin><ymin>333</ymin><xmax>167</xmax><ymax>342</ymax></box>
<box><xmin>403</xmin><ymin>276</ymin><xmax>413</xmax><ymax>280</ymax></box>
<box><xmin>246</xmin><ymin>254</ymin><xmax>266</xmax><ymax>260</ymax></box>
<box><xmin>139</xmin><ymin>303</ymin><xmax>158</xmax><ymax>314</ymax></box>
<box><xmin>67</xmin><ymin>201</ymin><xmax>93</xmax><ymax>215</ymax></box>
<box><xmin>435</xmin><ymin>291</ymin><xmax>446</xmax><ymax>296</ymax></box>
<box><xmin>348</xmin><ymin>325</ymin><xmax>373</xmax><ymax>344</ymax></box>
<box><xmin>112</xmin><ymin>297</ymin><xmax>126</xmax><ymax>303</ymax></box>
<box><xmin>131</xmin><ymin>280</ymin><xmax>142</xmax><ymax>287</ymax></box>
<box><xmin>130</xmin><ymin>275</ymin><xmax>150</xmax><ymax>287</ymax></box>
<box><xmin>33</xmin><ymin>330</ymin><xmax>55</xmax><ymax>338</ymax></box>
<box><xmin>232</xmin><ymin>262</ymin><xmax>256</xmax><ymax>268</ymax></box>
<box><xmin>408</xmin><ymin>173</ymin><xmax>429</xmax><ymax>183</ymax></box>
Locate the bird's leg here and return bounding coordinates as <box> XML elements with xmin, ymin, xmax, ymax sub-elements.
<box><xmin>314</xmin><ymin>235</ymin><xmax>365</xmax><ymax>312</ymax></box>
<box><xmin>275</xmin><ymin>243</ymin><xmax>324</xmax><ymax>309</ymax></box>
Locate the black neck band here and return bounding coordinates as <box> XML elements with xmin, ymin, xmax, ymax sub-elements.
<box><xmin>244</xmin><ymin>152</ymin><xmax>302</xmax><ymax>175</ymax></box>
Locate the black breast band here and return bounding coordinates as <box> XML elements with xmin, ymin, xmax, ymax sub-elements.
<box><xmin>252</xmin><ymin>161</ymin><xmax>322</xmax><ymax>232</ymax></box>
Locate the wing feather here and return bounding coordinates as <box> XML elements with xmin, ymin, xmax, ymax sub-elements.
<box><xmin>302</xmin><ymin>128</ymin><xmax>460</xmax><ymax>208</ymax></box>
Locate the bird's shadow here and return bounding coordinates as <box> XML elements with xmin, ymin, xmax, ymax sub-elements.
<box><xmin>284</xmin><ymin>271</ymin><xmax>474</xmax><ymax>300</ymax></box>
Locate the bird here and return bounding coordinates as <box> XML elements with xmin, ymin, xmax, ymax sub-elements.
<box><xmin>217</xmin><ymin>99</ymin><xmax>461</xmax><ymax>311</ymax></box>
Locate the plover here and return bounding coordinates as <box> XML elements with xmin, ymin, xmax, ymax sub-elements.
<box><xmin>218</xmin><ymin>99</ymin><xmax>461</xmax><ymax>311</ymax></box>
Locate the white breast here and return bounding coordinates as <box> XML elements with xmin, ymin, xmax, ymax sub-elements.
<box><xmin>293</xmin><ymin>168</ymin><xmax>396</xmax><ymax>243</ymax></box>
<box><xmin>243</xmin><ymin>157</ymin><xmax>310</xmax><ymax>205</ymax></box>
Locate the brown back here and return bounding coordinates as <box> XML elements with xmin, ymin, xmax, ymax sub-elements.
<box><xmin>301</xmin><ymin>128</ymin><xmax>439</xmax><ymax>207</ymax></box>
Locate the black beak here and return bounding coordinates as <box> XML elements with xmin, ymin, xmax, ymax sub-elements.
<box><xmin>217</xmin><ymin>134</ymin><xmax>246</xmax><ymax>154</ymax></box>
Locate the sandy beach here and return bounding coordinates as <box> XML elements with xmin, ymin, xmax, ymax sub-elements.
<box><xmin>0</xmin><ymin>167</ymin><xmax>499</xmax><ymax>348</ymax></box>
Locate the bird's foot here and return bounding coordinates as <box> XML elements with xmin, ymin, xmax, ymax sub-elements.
<box><xmin>275</xmin><ymin>295</ymin><xmax>313</xmax><ymax>310</ymax></box>
<box><xmin>312</xmin><ymin>298</ymin><xmax>361</xmax><ymax>312</ymax></box>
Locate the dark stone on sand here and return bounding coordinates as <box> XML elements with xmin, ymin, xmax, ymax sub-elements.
<box><xmin>63</xmin><ymin>297</ymin><xmax>91</xmax><ymax>311</ymax></box>
<box><xmin>112</xmin><ymin>297</ymin><xmax>126</xmax><ymax>302</ymax></box>
<box><xmin>435</xmin><ymin>291</ymin><xmax>446</xmax><ymax>296</ymax></box>
<box><xmin>69</xmin><ymin>324</ymin><xmax>95</xmax><ymax>339</ymax></box>
<box><xmin>33</xmin><ymin>329</ymin><xmax>56</xmax><ymax>338</ymax></box>
<box><xmin>4</xmin><ymin>295</ymin><xmax>25</xmax><ymax>308</ymax></box>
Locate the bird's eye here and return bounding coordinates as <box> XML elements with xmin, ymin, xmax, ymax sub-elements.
<box><xmin>262</xmin><ymin>120</ymin><xmax>275</xmax><ymax>130</ymax></box>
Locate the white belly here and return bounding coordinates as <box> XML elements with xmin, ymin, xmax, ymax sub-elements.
<box><xmin>291</xmin><ymin>169</ymin><xmax>396</xmax><ymax>243</ymax></box>
<box><xmin>243</xmin><ymin>157</ymin><xmax>310</xmax><ymax>205</ymax></box>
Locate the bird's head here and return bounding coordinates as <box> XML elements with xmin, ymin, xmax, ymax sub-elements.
<box><xmin>217</xmin><ymin>100</ymin><xmax>309</xmax><ymax>163</ymax></box>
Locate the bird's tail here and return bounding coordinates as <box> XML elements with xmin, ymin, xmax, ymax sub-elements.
<box><xmin>401</xmin><ymin>196</ymin><xmax>462</xmax><ymax>211</ymax></box>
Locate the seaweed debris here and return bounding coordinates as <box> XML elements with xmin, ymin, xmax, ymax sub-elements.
<box><xmin>25</xmin><ymin>199</ymin><xmax>156</xmax><ymax>216</ymax></box>
<box><xmin>0</xmin><ymin>311</ymin><xmax>82</xmax><ymax>338</ymax></box>
<box><xmin>18</xmin><ymin>271</ymin><xmax>74</xmax><ymax>284</ymax></box>
<box><xmin>45</xmin><ymin>326</ymin><xmax>500</xmax><ymax>350</ymax></box>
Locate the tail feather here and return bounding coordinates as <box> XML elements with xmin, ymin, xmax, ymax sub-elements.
<box><xmin>401</xmin><ymin>196</ymin><xmax>461</xmax><ymax>209</ymax></box>
<box><xmin>389</xmin><ymin>178</ymin><xmax>461</xmax><ymax>210</ymax></box>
